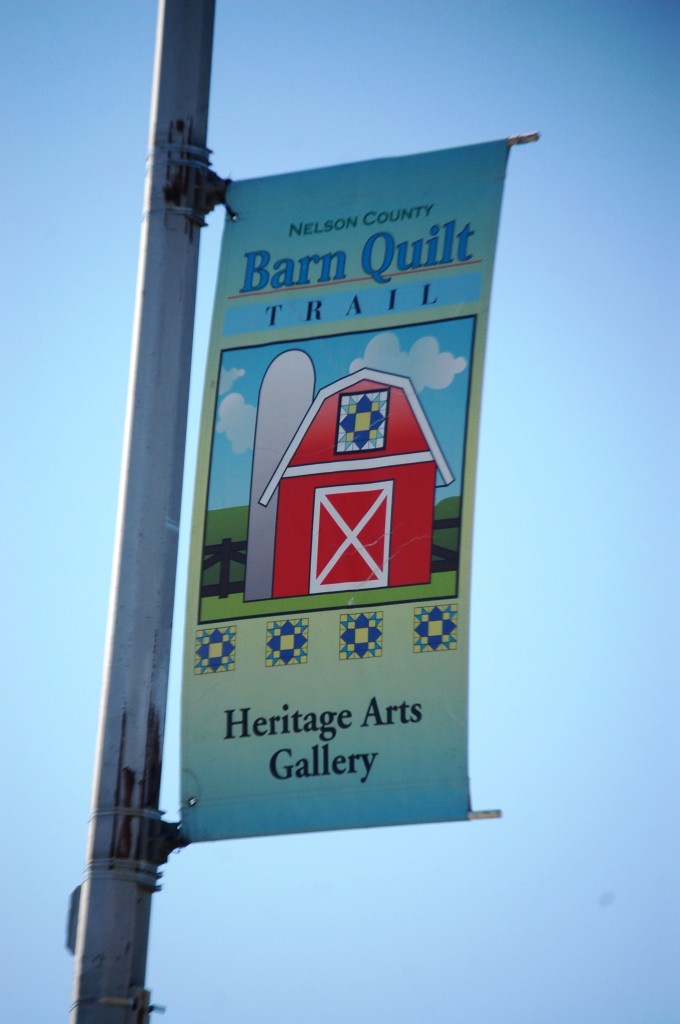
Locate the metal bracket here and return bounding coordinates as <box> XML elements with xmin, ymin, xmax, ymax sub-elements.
<box><xmin>159</xmin><ymin>139</ymin><xmax>235</xmax><ymax>226</ymax></box>
<box><xmin>148</xmin><ymin>818</ymin><xmax>190</xmax><ymax>865</ymax></box>
<box><xmin>507</xmin><ymin>131</ymin><xmax>540</xmax><ymax>146</ymax></box>
<box><xmin>194</xmin><ymin>167</ymin><xmax>232</xmax><ymax>221</ymax></box>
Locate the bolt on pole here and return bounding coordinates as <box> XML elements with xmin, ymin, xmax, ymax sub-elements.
<box><xmin>70</xmin><ymin>1</ymin><xmax>216</xmax><ymax>1020</ymax></box>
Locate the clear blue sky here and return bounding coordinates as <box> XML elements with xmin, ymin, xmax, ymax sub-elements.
<box><xmin>1</xmin><ymin>2</ymin><xmax>678</xmax><ymax>1021</ymax></box>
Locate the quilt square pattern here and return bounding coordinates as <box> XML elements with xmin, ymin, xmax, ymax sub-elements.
<box><xmin>413</xmin><ymin>604</ymin><xmax>457</xmax><ymax>653</ymax></box>
<box><xmin>339</xmin><ymin>611</ymin><xmax>383</xmax><ymax>660</ymax></box>
<box><xmin>337</xmin><ymin>390</ymin><xmax>388</xmax><ymax>452</ymax></box>
<box><xmin>266</xmin><ymin>618</ymin><xmax>309</xmax><ymax>667</ymax></box>
<box><xmin>195</xmin><ymin>625</ymin><xmax>236</xmax><ymax>674</ymax></box>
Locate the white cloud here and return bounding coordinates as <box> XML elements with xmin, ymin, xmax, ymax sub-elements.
<box><xmin>349</xmin><ymin>331</ymin><xmax>467</xmax><ymax>392</ymax></box>
<box><xmin>219</xmin><ymin>365</ymin><xmax>245</xmax><ymax>395</ymax></box>
<box><xmin>215</xmin><ymin>392</ymin><xmax>256</xmax><ymax>454</ymax></box>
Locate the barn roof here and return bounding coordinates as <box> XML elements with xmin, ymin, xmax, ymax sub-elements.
<box><xmin>259</xmin><ymin>368</ymin><xmax>453</xmax><ymax>507</ymax></box>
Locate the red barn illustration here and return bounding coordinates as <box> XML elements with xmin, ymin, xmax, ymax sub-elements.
<box><xmin>258</xmin><ymin>368</ymin><xmax>453</xmax><ymax>599</ymax></box>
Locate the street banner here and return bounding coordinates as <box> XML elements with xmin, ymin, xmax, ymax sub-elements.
<box><xmin>181</xmin><ymin>141</ymin><xmax>507</xmax><ymax>840</ymax></box>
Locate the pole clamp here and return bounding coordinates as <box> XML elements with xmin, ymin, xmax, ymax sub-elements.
<box><xmin>88</xmin><ymin>807</ymin><xmax>190</xmax><ymax>866</ymax></box>
<box><xmin>71</xmin><ymin>988</ymin><xmax>166</xmax><ymax>1021</ymax></box>
<box><xmin>157</xmin><ymin>138</ymin><xmax>236</xmax><ymax>226</ymax></box>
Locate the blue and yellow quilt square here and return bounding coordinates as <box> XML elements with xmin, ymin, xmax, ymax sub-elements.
<box><xmin>337</xmin><ymin>390</ymin><xmax>388</xmax><ymax>453</ymax></box>
<box><xmin>266</xmin><ymin>618</ymin><xmax>309</xmax><ymax>667</ymax></box>
<box><xmin>339</xmin><ymin>611</ymin><xmax>383</xmax><ymax>660</ymax></box>
<box><xmin>413</xmin><ymin>605</ymin><xmax>457</xmax><ymax>653</ymax></box>
<box><xmin>195</xmin><ymin>625</ymin><xmax>236</xmax><ymax>674</ymax></box>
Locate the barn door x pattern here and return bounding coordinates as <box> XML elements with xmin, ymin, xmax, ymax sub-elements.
<box><xmin>309</xmin><ymin>482</ymin><xmax>393</xmax><ymax>594</ymax></box>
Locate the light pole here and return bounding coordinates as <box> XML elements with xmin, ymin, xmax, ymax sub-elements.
<box><xmin>69</xmin><ymin>2</ymin><xmax>223</xmax><ymax>1019</ymax></box>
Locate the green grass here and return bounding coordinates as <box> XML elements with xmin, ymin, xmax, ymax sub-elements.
<box><xmin>199</xmin><ymin>495</ymin><xmax>460</xmax><ymax>623</ymax></box>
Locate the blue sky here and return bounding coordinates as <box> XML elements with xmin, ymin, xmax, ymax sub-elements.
<box><xmin>1</xmin><ymin>2</ymin><xmax>679</xmax><ymax>1022</ymax></box>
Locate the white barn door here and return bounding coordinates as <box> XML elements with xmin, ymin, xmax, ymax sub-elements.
<box><xmin>309</xmin><ymin>481</ymin><xmax>393</xmax><ymax>594</ymax></box>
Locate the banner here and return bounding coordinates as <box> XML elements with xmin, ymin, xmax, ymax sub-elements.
<box><xmin>181</xmin><ymin>141</ymin><xmax>507</xmax><ymax>841</ymax></box>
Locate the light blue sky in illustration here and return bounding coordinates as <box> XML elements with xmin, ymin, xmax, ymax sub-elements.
<box><xmin>208</xmin><ymin>318</ymin><xmax>474</xmax><ymax>510</ymax></box>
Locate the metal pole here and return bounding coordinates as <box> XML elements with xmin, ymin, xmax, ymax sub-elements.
<box><xmin>70</xmin><ymin>2</ymin><xmax>217</xmax><ymax>1020</ymax></box>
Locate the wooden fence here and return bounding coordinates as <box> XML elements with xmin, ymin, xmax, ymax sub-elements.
<box><xmin>201</xmin><ymin>516</ymin><xmax>459</xmax><ymax>600</ymax></box>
